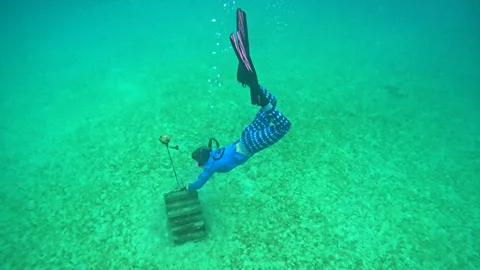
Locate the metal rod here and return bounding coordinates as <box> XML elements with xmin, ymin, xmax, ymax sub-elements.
<box><xmin>166</xmin><ymin>145</ymin><xmax>182</xmax><ymax>187</ymax></box>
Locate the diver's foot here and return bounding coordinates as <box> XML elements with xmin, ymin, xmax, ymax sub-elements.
<box><xmin>250</xmin><ymin>83</ymin><xmax>269</xmax><ymax>107</ymax></box>
<box><xmin>260</xmin><ymin>85</ymin><xmax>277</xmax><ymax>107</ymax></box>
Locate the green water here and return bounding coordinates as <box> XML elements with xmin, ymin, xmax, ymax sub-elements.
<box><xmin>1</xmin><ymin>0</ymin><xmax>479</xmax><ymax>269</ymax></box>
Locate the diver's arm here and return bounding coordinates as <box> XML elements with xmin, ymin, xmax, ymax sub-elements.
<box><xmin>187</xmin><ymin>170</ymin><xmax>214</xmax><ymax>190</ymax></box>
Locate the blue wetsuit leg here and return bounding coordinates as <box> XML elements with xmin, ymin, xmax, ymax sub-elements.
<box><xmin>240</xmin><ymin>87</ymin><xmax>291</xmax><ymax>154</ymax></box>
<box><xmin>241</xmin><ymin>86</ymin><xmax>278</xmax><ymax>134</ymax></box>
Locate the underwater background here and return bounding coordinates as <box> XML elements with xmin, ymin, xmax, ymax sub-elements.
<box><xmin>1</xmin><ymin>0</ymin><xmax>479</xmax><ymax>269</ymax></box>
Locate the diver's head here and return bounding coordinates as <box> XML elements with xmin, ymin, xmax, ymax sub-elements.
<box><xmin>192</xmin><ymin>147</ymin><xmax>211</xmax><ymax>167</ymax></box>
<box><xmin>192</xmin><ymin>138</ymin><xmax>219</xmax><ymax>167</ymax></box>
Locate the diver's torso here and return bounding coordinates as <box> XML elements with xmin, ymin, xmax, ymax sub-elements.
<box><xmin>207</xmin><ymin>143</ymin><xmax>249</xmax><ymax>173</ymax></box>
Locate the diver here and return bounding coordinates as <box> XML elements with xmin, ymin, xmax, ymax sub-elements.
<box><xmin>185</xmin><ymin>8</ymin><xmax>291</xmax><ymax>191</ymax></box>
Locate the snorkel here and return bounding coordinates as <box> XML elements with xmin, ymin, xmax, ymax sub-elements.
<box><xmin>208</xmin><ymin>138</ymin><xmax>220</xmax><ymax>149</ymax></box>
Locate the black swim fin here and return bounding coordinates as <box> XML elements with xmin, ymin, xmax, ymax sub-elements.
<box><xmin>229</xmin><ymin>8</ymin><xmax>263</xmax><ymax>106</ymax></box>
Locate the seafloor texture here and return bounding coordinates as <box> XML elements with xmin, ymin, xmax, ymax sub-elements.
<box><xmin>1</xmin><ymin>0</ymin><xmax>479</xmax><ymax>269</ymax></box>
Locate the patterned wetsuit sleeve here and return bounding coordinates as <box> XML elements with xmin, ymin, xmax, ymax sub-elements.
<box><xmin>188</xmin><ymin>170</ymin><xmax>214</xmax><ymax>190</ymax></box>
